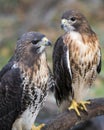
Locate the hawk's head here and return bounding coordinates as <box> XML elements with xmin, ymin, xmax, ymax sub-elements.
<box><xmin>15</xmin><ymin>32</ymin><xmax>51</xmax><ymax>65</ymax></box>
<box><xmin>61</xmin><ymin>10</ymin><xmax>91</xmax><ymax>33</ymax></box>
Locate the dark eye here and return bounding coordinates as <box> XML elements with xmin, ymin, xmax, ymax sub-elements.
<box><xmin>31</xmin><ymin>40</ymin><xmax>40</xmax><ymax>44</ymax></box>
<box><xmin>70</xmin><ymin>17</ymin><xmax>76</xmax><ymax>22</ymax></box>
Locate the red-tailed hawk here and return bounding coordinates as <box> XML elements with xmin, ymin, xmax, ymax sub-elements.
<box><xmin>0</xmin><ymin>32</ymin><xmax>53</xmax><ymax>130</ymax></box>
<box><xmin>53</xmin><ymin>10</ymin><xmax>101</xmax><ymax>116</ymax></box>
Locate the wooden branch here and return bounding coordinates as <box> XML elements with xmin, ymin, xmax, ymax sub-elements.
<box><xmin>41</xmin><ymin>98</ymin><xmax>104</xmax><ymax>130</ymax></box>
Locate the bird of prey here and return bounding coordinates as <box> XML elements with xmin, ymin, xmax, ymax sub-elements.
<box><xmin>53</xmin><ymin>10</ymin><xmax>101</xmax><ymax>116</ymax></box>
<box><xmin>0</xmin><ymin>31</ymin><xmax>53</xmax><ymax>130</ymax></box>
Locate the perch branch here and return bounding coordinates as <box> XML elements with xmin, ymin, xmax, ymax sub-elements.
<box><xmin>41</xmin><ymin>98</ymin><xmax>104</xmax><ymax>130</ymax></box>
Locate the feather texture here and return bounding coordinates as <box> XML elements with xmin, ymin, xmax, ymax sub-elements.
<box><xmin>53</xmin><ymin>31</ymin><xmax>101</xmax><ymax>110</ymax></box>
<box><xmin>0</xmin><ymin>32</ymin><xmax>52</xmax><ymax>130</ymax></box>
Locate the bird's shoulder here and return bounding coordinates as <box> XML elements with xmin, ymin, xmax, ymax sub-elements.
<box><xmin>0</xmin><ymin>63</ymin><xmax>22</xmax><ymax>91</ymax></box>
<box><xmin>53</xmin><ymin>35</ymin><xmax>67</xmax><ymax>59</ymax></box>
<box><xmin>0</xmin><ymin>56</ymin><xmax>15</xmax><ymax>80</ymax></box>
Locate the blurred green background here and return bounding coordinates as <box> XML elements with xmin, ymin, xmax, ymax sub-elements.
<box><xmin>0</xmin><ymin>0</ymin><xmax>104</xmax><ymax>98</ymax></box>
<box><xmin>0</xmin><ymin>0</ymin><xmax>104</xmax><ymax>129</ymax></box>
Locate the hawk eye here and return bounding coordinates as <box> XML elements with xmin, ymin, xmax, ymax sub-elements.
<box><xmin>31</xmin><ymin>40</ymin><xmax>40</xmax><ymax>44</ymax></box>
<box><xmin>70</xmin><ymin>17</ymin><xmax>76</xmax><ymax>22</ymax></box>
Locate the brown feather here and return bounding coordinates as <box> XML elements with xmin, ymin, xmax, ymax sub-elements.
<box><xmin>63</xmin><ymin>31</ymin><xmax>101</xmax><ymax>102</ymax></box>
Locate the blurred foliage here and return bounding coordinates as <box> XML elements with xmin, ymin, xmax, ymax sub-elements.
<box><xmin>0</xmin><ymin>0</ymin><xmax>18</xmax><ymax>13</ymax></box>
<box><xmin>0</xmin><ymin>0</ymin><xmax>104</xmax><ymax>98</ymax></box>
<box><xmin>0</xmin><ymin>0</ymin><xmax>35</xmax><ymax>14</ymax></box>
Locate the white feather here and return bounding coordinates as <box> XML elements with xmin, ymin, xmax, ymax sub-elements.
<box><xmin>12</xmin><ymin>63</ymin><xmax>18</xmax><ymax>69</ymax></box>
<box><xmin>66</xmin><ymin>50</ymin><xmax>72</xmax><ymax>78</ymax></box>
<box><xmin>12</xmin><ymin>88</ymin><xmax>44</xmax><ymax>130</ymax></box>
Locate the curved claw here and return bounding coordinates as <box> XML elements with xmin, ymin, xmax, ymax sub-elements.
<box><xmin>79</xmin><ymin>101</ymin><xmax>90</xmax><ymax>112</ymax></box>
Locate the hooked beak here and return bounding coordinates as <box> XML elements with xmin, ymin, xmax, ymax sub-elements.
<box><xmin>41</xmin><ymin>37</ymin><xmax>52</xmax><ymax>46</ymax></box>
<box><xmin>45</xmin><ymin>41</ymin><xmax>52</xmax><ymax>46</ymax></box>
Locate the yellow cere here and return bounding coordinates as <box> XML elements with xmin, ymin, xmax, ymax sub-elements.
<box><xmin>42</xmin><ymin>37</ymin><xmax>48</xmax><ymax>43</ymax></box>
<box><xmin>61</xmin><ymin>19</ymin><xmax>68</xmax><ymax>24</ymax></box>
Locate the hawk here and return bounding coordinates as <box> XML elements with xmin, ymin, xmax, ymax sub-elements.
<box><xmin>0</xmin><ymin>31</ymin><xmax>53</xmax><ymax>130</ymax></box>
<box><xmin>53</xmin><ymin>10</ymin><xmax>101</xmax><ymax>116</ymax></box>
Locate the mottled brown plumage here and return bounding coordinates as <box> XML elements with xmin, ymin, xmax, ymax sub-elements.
<box><xmin>53</xmin><ymin>10</ymin><xmax>101</xmax><ymax>115</ymax></box>
<box><xmin>0</xmin><ymin>32</ymin><xmax>53</xmax><ymax>130</ymax></box>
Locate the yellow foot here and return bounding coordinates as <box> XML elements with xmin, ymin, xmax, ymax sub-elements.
<box><xmin>78</xmin><ymin>101</ymin><xmax>90</xmax><ymax>111</ymax></box>
<box><xmin>68</xmin><ymin>100</ymin><xmax>81</xmax><ymax>116</ymax></box>
<box><xmin>31</xmin><ymin>124</ymin><xmax>45</xmax><ymax>130</ymax></box>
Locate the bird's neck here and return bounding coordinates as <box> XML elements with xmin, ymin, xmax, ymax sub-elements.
<box><xmin>63</xmin><ymin>31</ymin><xmax>98</xmax><ymax>48</ymax></box>
<box><xmin>14</xmin><ymin>52</ymin><xmax>48</xmax><ymax>73</ymax></box>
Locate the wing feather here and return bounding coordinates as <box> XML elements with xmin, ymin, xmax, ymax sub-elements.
<box><xmin>97</xmin><ymin>50</ymin><xmax>101</xmax><ymax>73</ymax></box>
<box><xmin>53</xmin><ymin>36</ymin><xmax>72</xmax><ymax>105</ymax></box>
<box><xmin>0</xmin><ymin>56</ymin><xmax>14</xmax><ymax>80</ymax></box>
<box><xmin>0</xmin><ymin>66</ymin><xmax>22</xmax><ymax>129</ymax></box>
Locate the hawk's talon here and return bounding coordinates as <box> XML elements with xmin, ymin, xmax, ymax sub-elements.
<box><xmin>68</xmin><ymin>100</ymin><xmax>81</xmax><ymax>116</ymax></box>
<box><xmin>78</xmin><ymin>101</ymin><xmax>90</xmax><ymax>112</ymax></box>
<box><xmin>31</xmin><ymin>124</ymin><xmax>45</xmax><ymax>130</ymax></box>
<box><xmin>68</xmin><ymin>100</ymin><xmax>90</xmax><ymax>116</ymax></box>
